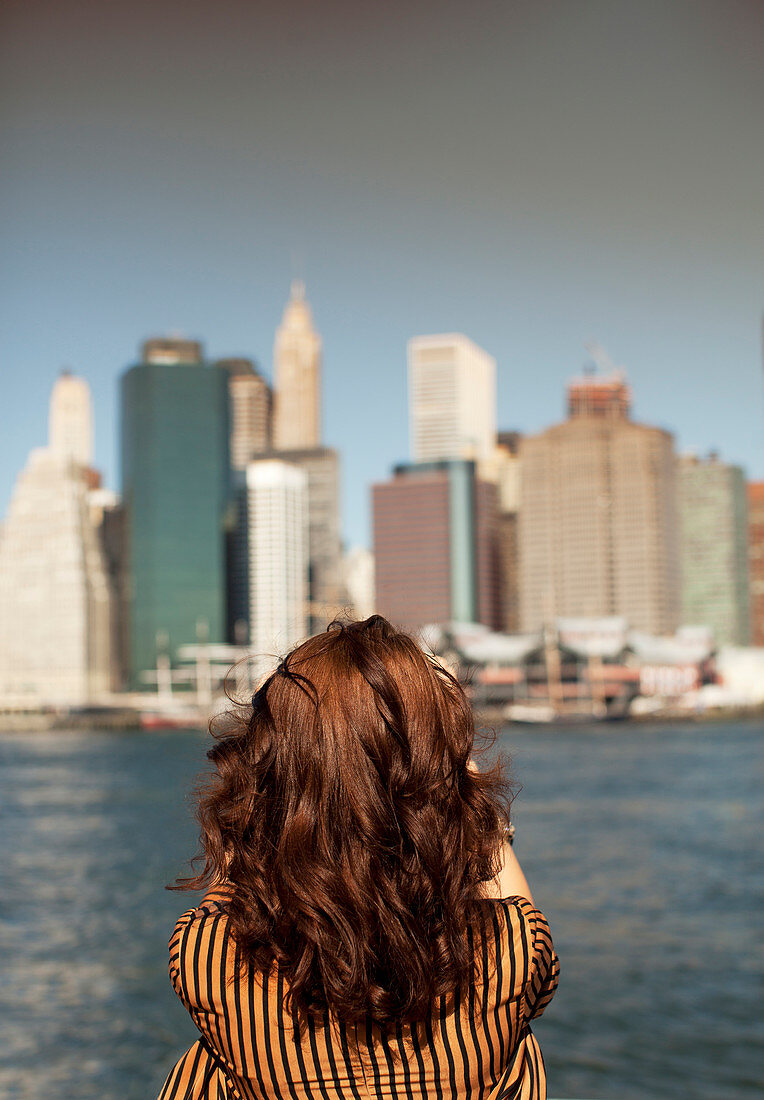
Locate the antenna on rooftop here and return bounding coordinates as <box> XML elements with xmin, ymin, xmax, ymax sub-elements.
<box><xmin>584</xmin><ymin>341</ymin><xmax>622</xmax><ymax>376</ymax></box>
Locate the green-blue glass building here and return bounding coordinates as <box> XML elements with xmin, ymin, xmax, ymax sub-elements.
<box><xmin>120</xmin><ymin>338</ymin><xmax>230</xmax><ymax>686</ymax></box>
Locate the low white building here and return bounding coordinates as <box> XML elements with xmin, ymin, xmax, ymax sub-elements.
<box><xmin>715</xmin><ymin>646</ymin><xmax>764</xmax><ymax>706</ymax></box>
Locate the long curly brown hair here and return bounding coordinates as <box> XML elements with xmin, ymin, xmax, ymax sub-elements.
<box><xmin>175</xmin><ymin>616</ymin><xmax>513</xmax><ymax>1027</ymax></box>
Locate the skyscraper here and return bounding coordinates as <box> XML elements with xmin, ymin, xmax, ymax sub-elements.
<box><xmin>120</xmin><ymin>338</ymin><xmax>230</xmax><ymax>684</ymax></box>
<box><xmin>273</xmin><ymin>280</ymin><xmax>321</xmax><ymax>451</ymax></box>
<box><xmin>373</xmin><ymin>460</ymin><xmax>500</xmax><ymax>632</ymax></box>
<box><xmin>0</xmin><ymin>373</ymin><xmax>113</xmax><ymax>703</ymax></box>
<box><xmin>270</xmin><ymin>282</ymin><xmax>343</xmax><ymax>629</ymax></box>
<box><xmin>216</xmin><ymin>358</ymin><xmax>272</xmax><ymax>469</ymax></box>
<box><xmin>48</xmin><ymin>370</ymin><xmax>94</xmax><ymax>466</ymax></box>
<box><xmin>488</xmin><ymin>431</ymin><xmax>523</xmax><ymax>633</ymax></box>
<box><xmin>678</xmin><ymin>454</ymin><xmax>749</xmax><ymax>645</ymax></box>
<box><xmin>244</xmin><ymin>460</ymin><xmax>308</xmax><ymax>670</ymax></box>
<box><xmin>519</xmin><ymin>369</ymin><xmax>680</xmax><ymax>635</ymax></box>
<box><xmin>747</xmin><ymin>481</ymin><xmax>764</xmax><ymax>646</ymax></box>
<box><xmin>262</xmin><ymin>446</ymin><xmax>344</xmax><ymax>632</ymax></box>
<box><xmin>408</xmin><ymin>334</ymin><xmax>497</xmax><ymax>466</ymax></box>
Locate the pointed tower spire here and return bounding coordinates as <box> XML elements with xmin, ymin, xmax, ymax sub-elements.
<box><xmin>273</xmin><ymin>281</ymin><xmax>322</xmax><ymax>450</ymax></box>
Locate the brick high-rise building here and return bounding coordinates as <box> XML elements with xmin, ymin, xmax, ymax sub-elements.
<box><xmin>519</xmin><ymin>370</ymin><xmax>680</xmax><ymax>635</ymax></box>
<box><xmin>372</xmin><ymin>460</ymin><xmax>500</xmax><ymax>633</ymax></box>
<box><xmin>747</xmin><ymin>481</ymin><xmax>764</xmax><ymax>646</ymax></box>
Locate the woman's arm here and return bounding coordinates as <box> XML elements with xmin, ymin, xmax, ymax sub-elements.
<box><xmin>484</xmin><ymin>841</ymin><xmax>535</xmax><ymax>905</ymax></box>
<box><xmin>467</xmin><ymin>759</ymin><xmax>534</xmax><ymax>905</ymax></box>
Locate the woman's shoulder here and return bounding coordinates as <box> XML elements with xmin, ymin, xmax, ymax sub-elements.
<box><xmin>484</xmin><ymin>895</ymin><xmax>559</xmax><ymax>1019</ymax></box>
<box><xmin>480</xmin><ymin>893</ymin><xmax>548</xmax><ymax>955</ymax></box>
<box><xmin>168</xmin><ymin>889</ymin><xmax>235</xmax><ymax>1007</ymax></box>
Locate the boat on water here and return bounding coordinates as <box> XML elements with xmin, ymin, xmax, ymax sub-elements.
<box><xmin>503</xmin><ymin>702</ymin><xmax>558</xmax><ymax>724</ymax></box>
<box><xmin>503</xmin><ymin>699</ymin><xmax>623</xmax><ymax>725</ymax></box>
<box><xmin>139</xmin><ymin>706</ymin><xmax>205</xmax><ymax>730</ymax></box>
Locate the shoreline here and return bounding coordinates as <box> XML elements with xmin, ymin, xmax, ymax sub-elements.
<box><xmin>1</xmin><ymin>703</ymin><xmax>763</xmax><ymax>734</ymax></box>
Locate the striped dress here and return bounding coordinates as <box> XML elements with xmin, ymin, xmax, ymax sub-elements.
<box><xmin>158</xmin><ymin>893</ymin><xmax>559</xmax><ymax>1100</ymax></box>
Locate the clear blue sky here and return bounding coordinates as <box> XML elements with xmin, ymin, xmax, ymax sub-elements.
<box><xmin>2</xmin><ymin>0</ymin><xmax>763</xmax><ymax>548</ymax></box>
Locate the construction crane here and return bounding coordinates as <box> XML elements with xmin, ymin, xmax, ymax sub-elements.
<box><xmin>583</xmin><ymin>341</ymin><xmax>625</xmax><ymax>378</ymax></box>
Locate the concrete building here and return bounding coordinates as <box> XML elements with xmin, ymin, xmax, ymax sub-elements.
<box><xmin>273</xmin><ymin>280</ymin><xmax>321</xmax><ymax>451</ymax></box>
<box><xmin>408</xmin><ymin>334</ymin><xmax>497</xmax><ymax>467</ymax></box>
<box><xmin>484</xmin><ymin>431</ymin><xmax>523</xmax><ymax>634</ymax></box>
<box><xmin>48</xmin><ymin>370</ymin><xmax>94</xmax><ymax>466</ymax></box>
<box><xmin>0</xmin><ymin>373</ymin><xmax>113</xmax><ymax>703</ymax></box>
<box><xmin>372</xmin><ymin>460</ymin><xmax>501</xmax><ymax>633</ymax></box>
<box><xmin>343</xmin><ymin>547</ymin><xmax>375</xmax><ymax>621</ymax></box>
<box><xmin>677</xmin><ymin>454</ymin><xmax>749</xmax><ymax>646</ymax></box>
<box><xmin>215</xmin><ymin>358</ymin><xmax>272</xmax><ymax>469</ymax></box>
<box><xmin>88</xmin><ymin>487</ymin><xmax>128</xmax><ymax>690</ymax></box>
<box><xmin>519</xmin><ymin>370</ymin><xmax>680</xmax><ymax>635</ymax></box>
<box><xmin>748</xmin><ymin>481</ymin><xmax>764</xmax><ymax>646</ymax></box>
<box><xmin>120</xmin><ymin>338</ymin><xmax>230</xmax><ymax>684</ymax></box>
<box><xmin>243</xmin><ymin>460</ymin><xmax>308</xmax><ymax>671</ymax></box>
<box><xmin>259</xmin><ymin>447</ymin><xmax>344</xmax><ymax>632</ymax></box>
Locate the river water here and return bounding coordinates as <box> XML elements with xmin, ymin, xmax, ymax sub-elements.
<box><xmin>0</xmin><ymin>721</ymin><xmax>761</xmax><ymax>1100</ymax></box>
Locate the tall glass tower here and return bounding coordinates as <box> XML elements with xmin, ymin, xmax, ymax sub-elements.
<box><xmin>120</xmin><ymin>339</ymin><xmax>230</xmax><ymax>686</ymax></box>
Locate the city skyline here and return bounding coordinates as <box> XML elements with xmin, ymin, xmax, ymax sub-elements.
<box><xmin>3</xmin><ymin>0</ymin><xmax>763</xmax><ymax>549</ymax></box>
<box><xmin>1</xmin><ymin>313</ymin><xmax>762</xmax><ymax>553</ymax></box>
<box><xmin>0</xmin><ymin>320</ymin><xmax>761</xmax><ymax>704</ymax></box>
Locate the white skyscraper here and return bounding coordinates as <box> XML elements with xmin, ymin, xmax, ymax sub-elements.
<box><xmin>245</xmin><ymin>460</ymin><xmax>308</xmax><ymax>671</ymax></box>
<box><xmin>0</xmin><ymin>374</ymin><xmax>113</xmax><ymax>703</ymax></box>
<box><xmin>273</xmin><ymin>280</ymin><xmax>322</xmax><ymax>451</ymax></box>
<box><xmin>48</xmin><ymin>369</ymin><xmax>94</xmax><ymax>466</ymax></box>
<box><xmin>408</xmin><ymin>334</ymin><xmax>497</xmax><ymax>465</ymax></box>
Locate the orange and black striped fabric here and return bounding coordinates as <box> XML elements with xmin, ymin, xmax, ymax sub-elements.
<box><xmin>158</xmin><ymin>894</ymin><xmax>559</xmax><ymax>1100</ymax></box>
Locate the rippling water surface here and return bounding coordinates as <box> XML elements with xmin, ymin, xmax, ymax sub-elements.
<box><xmin>0</xmin><ymin>721</ymin><xmax>761</xmax><ymax>1099</ymax></box>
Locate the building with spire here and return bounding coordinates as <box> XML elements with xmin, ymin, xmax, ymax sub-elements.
<box><xmin>0</xmin><ymin>372</ymin><xmax>114</xmax><ymax>703</ymax></box>
<box><xmin>273</xmin><ymin>280</ymin><xmax>321</xmax><ymax>450</ymax></box>
<box><xmin>266</xmin><ymin>282</ymin><xmax>344</xmax><ymax>632</ymax></box>
<box><xmin>518</xmin><ymin>365</ymin><xmax>680</xmax><ymax>635</ymax></box>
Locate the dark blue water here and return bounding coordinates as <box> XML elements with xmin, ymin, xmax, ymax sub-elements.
<box><xmin>0</xmin><ymin>722</ymin><xmax>761</xmax><ymax>1100</ymax></box>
